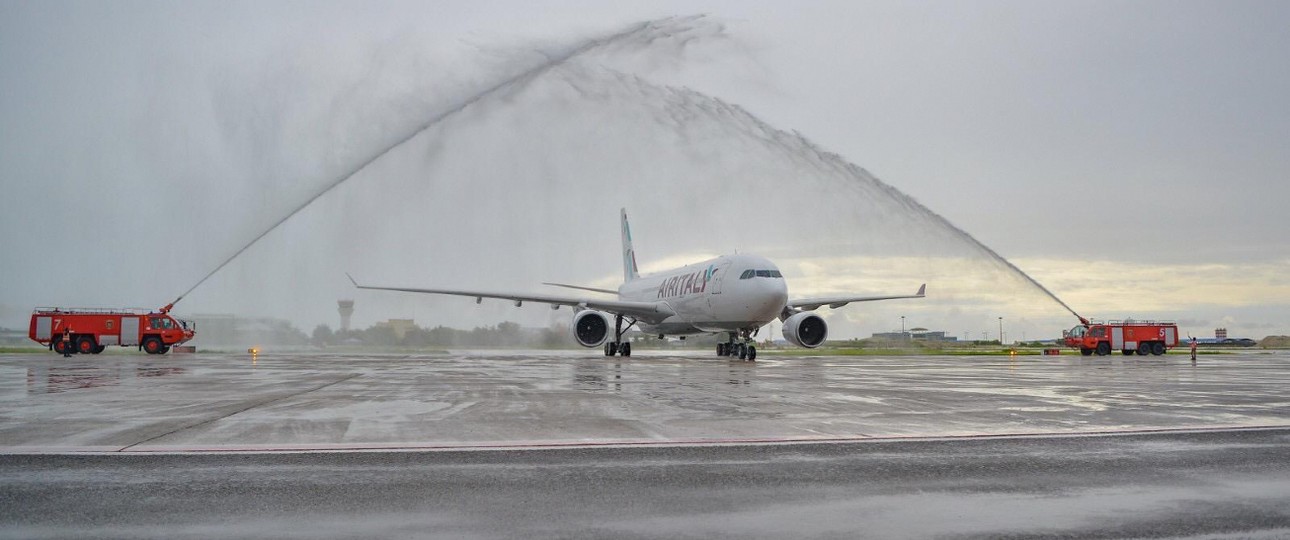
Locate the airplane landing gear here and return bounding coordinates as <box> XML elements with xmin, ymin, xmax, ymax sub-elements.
<box><xmin>719</xmin><ymin>331</ymin><xmax>757</xmax><ymax>361</ymax></box>
<box><xmin>604</xmin><ymin>314</ymin><xmax>635</xmax><ymax>357</ymax></box>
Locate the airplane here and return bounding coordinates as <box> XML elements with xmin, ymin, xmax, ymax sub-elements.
<box><xmin>348</xmin><ymin>209</ymin><xmax>924</xmax><ymax>361</ymax></box>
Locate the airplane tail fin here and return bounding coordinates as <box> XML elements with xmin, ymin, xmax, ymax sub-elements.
<box><xmin>621</xmin><ymin>208</ymin><xmax>640</xmax><ymax>282</ymax></box>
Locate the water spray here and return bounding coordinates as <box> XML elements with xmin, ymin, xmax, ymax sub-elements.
<box><xmin>161</xmin><ymin>16</ymin><xmax>716</xmax><ymax>312</ymax></box>
<box><xmin>160</xmin><ymin>14</ymin><xmax>1085</xmax><ymax>331</ymax></box>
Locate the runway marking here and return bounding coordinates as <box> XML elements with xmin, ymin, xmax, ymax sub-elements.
<box><xmin>7</xmin><ymin>423</ymin><xmax>1285</xmax><ymax>456</ymax></box>
<box><xmin>116</xmin><ymin>374</ymin><xmax>362</xmax><ymax>452</ymax></box>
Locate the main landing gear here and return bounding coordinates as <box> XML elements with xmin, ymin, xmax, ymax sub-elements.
<box><xmin>603</xmin><ymin>314</ymin><xmax>636</xmax><ymax>357</ymax></box>
<box><xmin>716</xmin><ymin>330</ymin><xmax>757</xmax><ymax>361</ymax></box>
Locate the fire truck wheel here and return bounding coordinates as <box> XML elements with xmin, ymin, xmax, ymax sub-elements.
<box><xmin>76</xmin><ymin>337</ymin><xmax>96</xmax><ymax>354</ymax></box>
<box><xmin>1151</xmin><ymin>342</ymin><xmax>1165</xmax><ymax>356</ymax></box>
<box><xmin>93</xmin><ymin>345</ymin><xmax>106</xmax><ymax>354</ymax></box>
<box><xmin>1080</xmin><ymin>348</ymin><xmax>1093</xmax><ymax>356</ymax></box>
<box><xmin>53</xmin><ymin>340</ymin><xmax>68</xmax><ymax>354</ymax></box>
<box><xmin>1096</xmin><ymin>342</ymin><xmax>1111</xmax><ymax>356</ymax></box>
<box><xmin>158</xmin><ymin>346</ymin><xmax>170</xmax><ymax>355</ymax></box>
<box><xmin>142</xmin><ymin>336</ymin><xmax>163</xmax><ymax>355</ymax></box>
<box><xmin>1137</xmin><ymin>343</ymin><xmax>1151</xmax><ymax>356</ymax></box>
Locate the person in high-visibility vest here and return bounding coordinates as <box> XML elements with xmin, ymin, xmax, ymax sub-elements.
<box><xmin>1190</xmin><ymin>337</ymin><xmax>1198</xmax><ymax>362</ymax></box>
<box><xmin>62</xmin><ymin>327</ymin><xmax>73</xmax><ymax>357</ymax></box>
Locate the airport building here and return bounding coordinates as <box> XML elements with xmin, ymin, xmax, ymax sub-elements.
<box><xmin>187</xmin><ymin>314</ymin><xmax>308</xmax><ymax>347</ymax></box>
<box><xmin>0</xmin><ymin>327</ymin><xmax>28</xmax><ymax>346</ymax></box>
<box><xmin>338</xmin><ymin>300</ymin><xmax>354</xmax><ymax>332</ymax></box>
<box><xmin>373</xmin><ymin>318</ymin><xmax>416</xmax><ymax>341</ymax></box>
<box><xmin>870</xmin><ymin>328</ymin><xmax>958</xmax><ymax>342</ymax></box>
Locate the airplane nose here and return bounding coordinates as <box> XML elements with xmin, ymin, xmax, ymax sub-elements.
<box><xmin>766</xmin><ymin>279</ymin><xmax>787</xmax><ymax>302</ymax></box>
<box><xmin>759</xmin><ymin>279</ymin><xmax>789</xmax><ymax>317</ymax></box>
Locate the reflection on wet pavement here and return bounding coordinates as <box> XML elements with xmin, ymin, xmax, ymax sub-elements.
<box><xmin>0</xmin><ymin>350</ymin><xmax>1287</xmax><ymax>451</ymax></box>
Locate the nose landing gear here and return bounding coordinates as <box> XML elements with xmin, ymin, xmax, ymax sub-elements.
<box><xmin>717</xmin><ymin>330</ymin><xmax>757</xmax><ymax>361</ymax></box>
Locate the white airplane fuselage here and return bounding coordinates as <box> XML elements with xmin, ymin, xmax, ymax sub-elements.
<box><xmin>618</xmin><ymin>253</ymin><xmax>788</xmax><ymax>335</ymax></box>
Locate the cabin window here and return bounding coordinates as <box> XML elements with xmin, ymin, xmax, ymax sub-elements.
<box><xmin>740</xmin><ymin>270</ymin><xmax>755</xmax><ymax>279</ymax></box>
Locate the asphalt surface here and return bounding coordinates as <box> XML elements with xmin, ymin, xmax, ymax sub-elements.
<box><xmin>1</xmin><ymin>350</ymin><xmax>1289</xmax><ymax>538</ymax></box>
<box><xmin>2</xmin><ymin>350</ymin><xmax>1289</xmax><ymax>450</ymax></box>
<box><xmin>2</xmin><ymin>428</ymin><xmax>1289</xmax><ymax>539</ymax></box>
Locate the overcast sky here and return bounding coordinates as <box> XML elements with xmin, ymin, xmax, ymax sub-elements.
<box><xmin>2</xmin><ymin>1</ymin><xmax>1287</xmax><ymax>342</ymax></box>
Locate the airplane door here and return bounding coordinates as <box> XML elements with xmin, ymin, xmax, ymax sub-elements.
<box><xmin>707</xmin><ymin>263</ymin><xmax>730</xmax><ymax>294</ymax></box>
<box><xmin>702</xmin><ymin>262</ymin><xmax>732</xmax><ymax>326</ymax></box>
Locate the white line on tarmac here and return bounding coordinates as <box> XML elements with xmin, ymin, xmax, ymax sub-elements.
<box><xmin>4</xmin><ymin>424</ymin><xmax>1288</xmax><ymax>456</ymax></box>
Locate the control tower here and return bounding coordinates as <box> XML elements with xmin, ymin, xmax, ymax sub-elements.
<box><xmin>338</xmin><ymin>300</ymin><xmax>354</xmax><ymax>332</ymax></box>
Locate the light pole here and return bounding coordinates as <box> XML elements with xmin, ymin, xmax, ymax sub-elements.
<box><xmin>998</xmin><ymin>317</ymin><xmax>1004</xmax><ymax>345</ymax></box>
<box><xmin>901</xmin><ymin>316</ymin><xmax>905</xmax><ymax>339</ymax></box>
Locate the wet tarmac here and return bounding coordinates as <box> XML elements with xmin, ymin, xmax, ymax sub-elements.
<box><xmin>1</xmin><ymin>350</ymin><xmax>1288</xmax><ymax>451</ymax></box>
<box><xmin>0</xmin><ymin>428</ymin><xmax>1287</xmax><ymax>539</ymax></box>
<box><xmin>1</xmin><ymin>350</ymin><xmax>1289</xmax><ymax>538</ymax></box>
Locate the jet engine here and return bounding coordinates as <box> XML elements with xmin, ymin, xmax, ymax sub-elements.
<box><xmin>571</xmin><ymin>310</ymin><xmax>611</xmax><ymax>347</ymax></box>
<box><xmin>782</xmin><ymin>311</ymin><xmax>828</xmax><ymax>348</ymax></box>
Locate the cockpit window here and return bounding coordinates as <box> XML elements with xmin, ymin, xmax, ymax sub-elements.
<box><xmin>741</xmin><ymin>269</ymin><xmax>783</xmax><ymax>279</ymax></box>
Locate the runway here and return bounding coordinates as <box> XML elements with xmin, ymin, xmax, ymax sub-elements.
<box><xmin>2</xmin><ymin>350</ymin><xmax>1289</xmax><ymax>538</ymax></box>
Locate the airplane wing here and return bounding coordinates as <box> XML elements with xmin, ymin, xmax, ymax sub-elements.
<box><xmin>541</xmin><ymin>282</ymin><xmax>619</xmax><ymax>295</ymax></box>
<box><xmin>347</xmin><ymin>274</ymin><xmax>674</xmax><ymax>323</ymax></box>
<box><xmin>789</xmin><ymin>284</ymin><xmax>926</xmax><ymax>311</ymax></box>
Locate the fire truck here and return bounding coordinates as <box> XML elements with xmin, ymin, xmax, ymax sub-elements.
<box><xmin>1063</xmin><ymin>318</ymin><xmax>1178</xmax><ymax>356</ymax></box>
<box><xmin>28</xmin><ymin>304</ymin><xmax>195</xmax><ymax>355</ymax></box>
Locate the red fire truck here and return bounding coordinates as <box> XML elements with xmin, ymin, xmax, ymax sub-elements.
<box><xmin>1063</xmin><ymin>319</ymin><xmax>1178</xmax><ymax>356</ymax></box>
<box><xmin>28</xmin><ymin>305</ymin><xmax>195</xmax><ymax>355</ymax></box>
